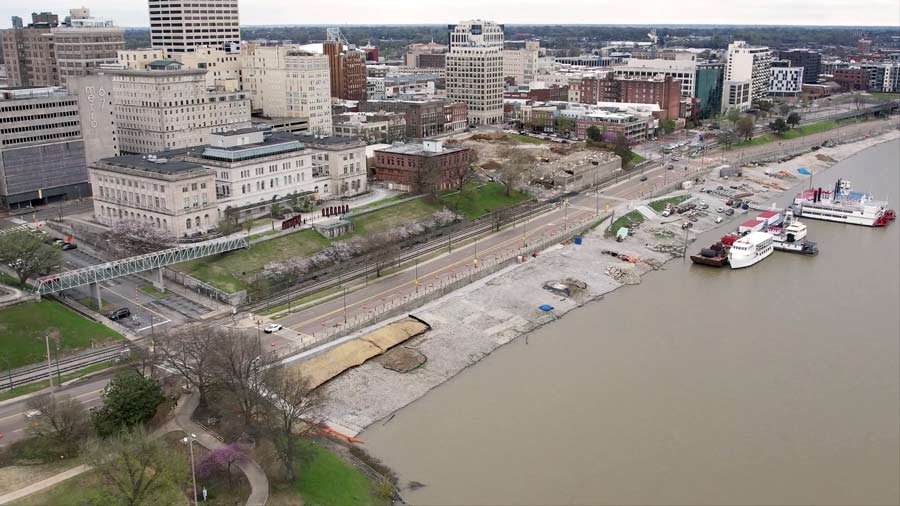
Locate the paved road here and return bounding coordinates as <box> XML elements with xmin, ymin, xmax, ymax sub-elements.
<box><xmin>268</xmin><ymin>162</ymin><xmax>675</xmax><ymax>342</ymax></box>
<box><xmin>0</xmin><ymin>376</ymin><xmax>111</xmax><ymax>447</ymax></box>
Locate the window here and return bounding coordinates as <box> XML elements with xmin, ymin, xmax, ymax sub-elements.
<box><xmin>186</xmin><ymin>218</ymin><xmax>192</xmax><ymax>229</ymax></box>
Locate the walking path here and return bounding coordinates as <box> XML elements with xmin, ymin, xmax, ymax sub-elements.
<box><xmin>0</xmin><ymin>464</ymin><xmax>91</xmax><ymax>505</ymax></box>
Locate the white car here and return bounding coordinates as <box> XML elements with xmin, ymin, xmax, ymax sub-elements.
<box><xmin>715</xmin><ymin>217</ymin><xmax>724</xmax><ymax>224</ymax></box>
<box><xmin>263</xmin><ymin>323</ymin><xmax>283</xmax><ymax>334</ymax></box>
<box><xmin>24</xmin><ymin>409</ymin><xmax>42</xmax><ymax>419</ymax></box>
<box><xmin>717</xmin><ymin>207</ymin><xmax>725</xmax><ymax>213</ymax></box>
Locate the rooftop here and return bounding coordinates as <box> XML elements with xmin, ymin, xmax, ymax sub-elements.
<box><xmin>294</xmin><ymin>134</ymin><xmax>365</xmax><ymax>149</ymax></box>
<box><xmin>375</xmin><ymin>142</ymin><xmax>467</xmax><ymax>156</ymax></box>
<box><xmin>100</xmin><ymin>154</ymin><xmax>207</xmax><ymax>175</ymax></box>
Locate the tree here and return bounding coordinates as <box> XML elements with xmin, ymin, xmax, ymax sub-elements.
<box><xmin>448</xmin><ymin>148</ymin><xmax>476</xmax><ymax>192</ymax></box>
<box><xmin>0</xmin><ymin>230</ymin><xmax>61</xmax><ymax>287</ymax></box>
<box><xmin>586</xmin><ymin>125</ymin><xmax>603</xmax><ymax>143</ymax></box>
<box><xmin>718</xmin><ymin>129</ymin><xmax>737</xmax><ymax>150</ymax></box>
<box><xmin>724</xmin><ymin>107</ymin><xmax>742</xmax><ymax>126</ymax></box>
<box><xmin>197</xmin><ymin>443</ymin><xmax>244</xmax><ymax>487</ymax></box>
<box><xmin>26</xmin><ymin>394</ymin><xmax>90</xmax><ymax>456</ymax></box>
<box><xmin>735</xmin><ymin>116</ymin><xmax>755</xmax><ymax>141</ymax></box>
<box><xmin>92</xmin><ymin>371</ymin><xmax>165</xmax><ymax>437</ymax></box>
<box><xmin>270</xmin><ymin>202</ymin><xmax>286</xmax><ymax>220</ymax></box>
<box><xmin>779</xmin><ymin>103</ymin><xmax>792</xmax><ymax>116</ymax></box>
<box><xmin>156</xmin><ymin>327</ymin><xmax>223</xmax><ymax>402</ymax></box>
<box><xmin>210</xmin><ymin>330</ymin><xmax>271</xmax><ymax>426</ymax></box>
<box><xmin>556</xmin><ymin>116</ymin><xmax>576</xmax><ymax>135</ymax></box>
<box><xmin>612</xmin><ymin>133</ymin><xmax>634</xmax><ymax>166</ymax></box>
<box><xmin>661</xmin><ymin>119</ymin><xmax>677</xmax><ymax>134</ymax></box>
<box><xmin>415</xmin><ymin>156</ymin><xmax>444</xmax><ymax>197</ymax></box>
<box><xmin>110</xmin><ymin>220</ymin><xmax>175</xmax><ymax>255</ymax></box>
<box><xmin>770</xmin><ymin>117</ymin><xmax>790</xmax><ymax>135</ymax></box>
<box><xmin>260</xmin><ymin>367</ymin><xmax>320</xmax><ymax>482</ymax></box>
<box><xmin>86</xmin><ymin>427</ymin><xmax>187</xmax><ymax>506</ymax></box>
<box><xmin>497</xmin><ymin>146</ymin><xmax>534</xmax><ymax>197</ymax></box>
<box><xmin>755</xmin><ymin>100</ymin><xmax>773</xmax><ymax>115</ymax></box>
<box><xmin>852</xmin><ymin>92</ymin><xmax>865</xmax><ymax>111</ymax></box>
<box><xmin>786</xmin><ymin>112</ymin><xmax>802</xmax><ymax>127</ymax></box>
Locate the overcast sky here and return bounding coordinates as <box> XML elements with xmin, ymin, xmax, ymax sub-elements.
<box><xmin>1</xmin><ymin>0</ymin><xmax>899</xmax><ymax>28</ymax></box>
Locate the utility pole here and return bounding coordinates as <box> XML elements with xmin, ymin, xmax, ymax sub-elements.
<box><xmin>45</xmin><ymin>335</ymin><xmax>54</xmax><ymax>392</ymax></box>
<box><xmin>342</xmin><ymin>287</ymin><xmax>348</xmax><ymax>324</ymax></box>
<box><xmin>54</xmin><ymin>345</ymin><xmax>61</xmax><ymax>385</ymax></box>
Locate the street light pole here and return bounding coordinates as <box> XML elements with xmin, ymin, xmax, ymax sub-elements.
<box><xmin>342</xmin><ymin>287</ymin><xmax>348</xmax><ymax>324</ymax></box>
<box><xmin>45</xmin><ymin>335</ymin><xmax>54</xmax><ymax>392</ymax></box>
<box><xmin>54</xmin><ymin>345</ymin><xmax>61</xmax><ymax>385</ymax></box>
<box><xmin>182</xmin><ymin>434</ymin><xmax>199</xmax><ymax>506</ymax></box>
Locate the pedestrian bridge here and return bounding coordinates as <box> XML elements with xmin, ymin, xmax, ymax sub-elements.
<box><xmin>34</xmin><ymin>235</ymin><xmax>250</xmax><ymax>296</ymax></box>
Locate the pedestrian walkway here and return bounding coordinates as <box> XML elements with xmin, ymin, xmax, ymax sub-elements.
<box><xmin>0</xmin><ymin>464</ymin><xmax>91</xmax><ymax>505</ymax></box>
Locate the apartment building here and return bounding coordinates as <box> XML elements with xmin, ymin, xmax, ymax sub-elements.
<box><xmin>0</xmin><ymin>9</ymin><xmax>124</xmax><ymax>88</ymax></box>
<box><xmin>503</xmin><ymin>40</ymin><xmax>542</xmax><ymax>85</ymax></box>
<box><xmin>111</xmin><ymin>63</ymin><xmax>251</xmax><ymax>153</ymax></box>
<box><xmin>359</xmin><ymin>99</ymin><xmax>467</xmax><ymax>138</ymax></box>
<box><xmin>722</xmin><ymin>80</ymin><xmax>752</xmax><ymax>112</ymax></box>
<box><xmin>769</xmin><ymin>64</ymin><xmax>804</xmax><ymax>98</ymax></box>
<box><xmin>240</xmin><ymin>44</ymin><xmax>333</xmax><ymax>135</ymax></box>
<box><xmin>90</xmin><ymin>154</ymin><xmax>217</xmax><ymax>237</ymax></box>
<box><xmin>573</xmin><ymin>110</ymin><xmax>651</xmax><ymax>143</ymax></box>
<box><xmin>374</xmin><ymin>140</ymin><xmax>472</xmax><ymax>192</ymax></box>
<box><xmin>723</xmin><ymin>41</ymin><xmax>772</xmax><ymax>103</ymax></box>
<box><xmin>405</xmin><ymin>41</ymin><xmax>448</xmax><ymax>69</ymax></box>
<box><xmin>148</xmin><ymin>0</ymin><xmax>240</xmax><ymax>53</ymax></box>
<box><xmin>614</xmin><ymin>58</ymin><xmax>696</xmax><ymax>97</ymax></box>
<box><xmin>0</xmin><ymin>87</ymin><xmax>93</xmax><ymax>209</ymax></box>
<box><xmin>779</xmin><ymin>49</ymin><xmax>822</xmax><ymax>84</ymax></box>
<box><xmin>294</xmin><ymin>135</ymin><xmax>368</xmax><ymax>198</ymax></box>
<box><xmin>446</xmin><ymin>20</ymin><xmax>504</xmax><ymax>125</ymax></box>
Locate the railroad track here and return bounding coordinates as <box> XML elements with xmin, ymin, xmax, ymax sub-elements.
<box><xmin>0</xmin><ymin>342</ymin><xmax>132</xmax><ymax>390</ymax></box>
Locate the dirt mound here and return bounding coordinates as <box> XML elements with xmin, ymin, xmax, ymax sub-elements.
<box><xmin>377</xmin><ymin>347</ymin><xmax>427</xmax><ymax>373</ymax></box>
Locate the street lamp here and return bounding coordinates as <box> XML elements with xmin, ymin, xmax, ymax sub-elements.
<box><xmin>182</xmin><ymin>434</ymin><xmax>199</xmax><ymax>506</ymax></box>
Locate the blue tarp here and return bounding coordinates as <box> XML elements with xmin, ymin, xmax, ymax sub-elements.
<box><xmin>539</xmin><ymin>305</ymin><xmax>554</xmax><ymax>312</ymax></box>
<box><xmin>797</xmin><ymin>168</ymin><xmax>812</xmax><ymax>176</ymax></box>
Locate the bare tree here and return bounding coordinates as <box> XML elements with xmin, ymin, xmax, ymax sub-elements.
<box><xmin>0</xmin><ymin>230</ymin><xmax>61</xmax><ymax>287</ymax></box>
<box><xmin>414</xmin><ymin>156</ymin><xmax>444</xmax><ymax>197</ymax></box>
<box><xmin>448</xmin><ymin>147</ymin><xmax>477</xmax><ymax>192</ymax></box>
<box><xmin>852</xmin><ymin>92</ymin><xmax>866</xmax><ymax>111</ymax></box>
<box><xmin>497</xmin><ymin>146</ymin><xmax>535</xmax><ymax>196</ymax></box>
<box><xmin>211</xmin><ymin>329</ymin><xmax>271</xmax><ymax>426</ymax></box>
<box><xmin>735</xmin><ymin>116</ymin><xmax>756</xmax><ymax>141</ymax></box>
<box><xmin>156</xmin><ymin>326</ymin><xmax>224</xmax><ymax>402</ymax></box>
<box><xmin>86</xmin><ymin>427</ymin><xmax>187</xmax><ymax>506</ymax></box>
<box><xmin>27</xmin><ymin>394</ymin><xmax>90</xmax><ymax>455</ymax></box>
<box><xmin>110</xmin><ymin>220</ymin><xmax>175</xmax><ymax>256</ymax></box>
<box><xmin>718</xmin><ymin>129</ymin><xmax>737</xmax><ymax>150</ymax></box>
<box><xmin>260</xmin><ymin>367</ymin><xmax>320</xmax><ymax>482</ymax></box>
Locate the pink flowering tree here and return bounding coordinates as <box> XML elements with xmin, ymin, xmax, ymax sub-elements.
<box><xmin>196</xmin><ymin>443</ymin><xmax>244</xmax><ymax>486</ymax></box>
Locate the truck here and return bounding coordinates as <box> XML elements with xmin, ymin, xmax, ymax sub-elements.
<box><xmin>615</xmin><ymin>227</ymin><xmax>629</xmax><ymax>242</ymax></box>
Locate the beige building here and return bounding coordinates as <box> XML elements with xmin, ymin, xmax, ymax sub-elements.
<box><xmin>724</xmin><ymin>41</ymin><xmax>772</xmax><ymax>103</ymax></box>
<box><xmin>111</xmin><ymin>63</ymin><xmax>251</xmax><ymax>154</ymax></box>
<box><xmin>447</xmin><ymin>20</ymin><xmax>505</xmax><ymax>125</ymax></box>
<box><xmin>171</xmin><ymin>46</ymin><xmax>242</xmax><ymax>90</ymax></box>
<box><xmin>91</xmin><ymin>154</ymin><xmax>217</xmax><ymax>237</ymax></box>
<box><xmin>117</xmin><ymin>48</ymin><xmax>169</xmax><ymax>70</ymax></box>
<box><xmin>149</xmin><ymin>0</ymin><xmax>240</xmax><ymax>53</ymax></box>
<box><xmin>614</xmin><ymin>58</ymin><xmax>697</xmax><ymax>97</ymax></box>
<box><xmin>295</xmin><ymin>135</ymin><xmax>368</xmax><ymax>198</ymax></box>
<box><xmin>241</xmin><ymin>44</ymin><xmax>333</xmax><ymax>135</ymax></box>
<box><xmin>53</xmin><ymin>26</ymin><xmax>124</xmax><ymax>88</ymax></box>
<box><xmin>503</xmin><ymin>40</ymin><xmax>542</xmax><ymax>85</ymax></box>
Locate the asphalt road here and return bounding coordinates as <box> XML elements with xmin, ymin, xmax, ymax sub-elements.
<box><xmin>0</xmin><ymin>376</ymin><xmax>111</xmax><ymax>448</ymax></box>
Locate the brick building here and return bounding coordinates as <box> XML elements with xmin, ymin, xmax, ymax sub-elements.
<box><xmin>374</xmin><ymin>140</ymin><xmax>472</xmax><ymax>192</ymax></box>
<box><xmin>359</xmin><ymin>99</ymin><xmax>467</xmax><ymax>138</ymax></box>
<box><xmin>323</xmin><ymin>40</ymin><xmax>368</xmax><ymax>101</ymax></box>
<box><xmin>504</xmin><ymin>85</ymin><xmax>569</xmax><ymax>102</ymax></box>
<box><xmin>833</xmin><ymin>68</ymin><xmax>870</xmax><ymax>91</ymax></box>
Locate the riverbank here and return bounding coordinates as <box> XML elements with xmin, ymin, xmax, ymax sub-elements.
<box><xmin>312</xmin><ymin>128</ymin><xmax>900</xmax><ymax>437</ymax></box>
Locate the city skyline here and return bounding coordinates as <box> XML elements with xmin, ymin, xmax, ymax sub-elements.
<box><xmin>1</xmin><ymin>0</ymin><xmax>900</xmax><ymax>28</ymax></box>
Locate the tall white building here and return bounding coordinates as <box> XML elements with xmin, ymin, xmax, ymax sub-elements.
<box><xmin>148</xmin><ymin>0</ymin><xmax>240</xmax><ymax>53</ymax></box>
<box><xmin>614</xmin><ymin>58</ymin><xmax>697</xmax><ymax>97</ymax></box>
<box><xmin>241</xmin><ymin>44</ymin><xmax>333</xmax><ymax>135</ymax></box>
<box><xmin>111</xmin><ymin>64</ymin><xmax>251</xmax><ymax>154</ymax></box>
<box><xmin>446</xmin><ymin>20</ymin><xmax>504</xmax><ymax>126</ymax></box>
<box><xmin>503</xmin><ymin>40</ymin><xmax>542</xmax><ymax>85</ymax></box>
<box><xmin>723</xmin><ymin>41</ymin><xmax>772</xmax><ymax>103</ymax></box>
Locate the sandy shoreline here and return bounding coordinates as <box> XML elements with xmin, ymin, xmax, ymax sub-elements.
<box><xmin>313</xmin><ymin>128</ymin><xmax>900</xmax><ymax>437</ymax></box>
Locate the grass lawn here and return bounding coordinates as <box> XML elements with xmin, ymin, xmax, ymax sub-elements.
<box><xmin>735</xmin><ymin>120</ymin><xmax>840</xmax><ymax>148</ymax></box>
<box><xmin>0</xmin><ymin>272</ymin><xmax>21</xmax><ymax>288</ymax></box>
<box><xmin>608</xmin><ymin>210</ymin><xmax>645</xmax><ymax>235</ymax></box>
<box><xmin>174</xmin><ymin>228</ymin><xmax>332</xmax><ymax>293</ymax></box>
<box><xmin>628</xmin><ymin>152</ymin><xmax>647</xmax><ymax>166</ymax></box>
<box><xmin>440</xmin><ymin>182</ymin><xmax>531</xmax><ymax>219</ymax></box>
<box><xmin>868</xmin><ymin>92</ymin><xmax>900</xmax><ymax>100</ymax></box>
<box><xmin>351</xmin><ymin>194</ymin><xmax>409</xmax><ymax>213</ymax></box>
<box><xmin>648</xmin><ymin>195</ymin><xmax>690</xmax><ymax>213</ymax></box>
<box><xmin>507</xmin><ymin>133</ymin><xmax>546</xmax><ymax>144</ymax></box>
<box><xmin>292</xmin><ymin>439</ymin><xmax>387</xmax><ymax>506</ymax></box>
<box><xmin>77</xmin><ymin>296</ymin><xmax>115</xmax><ymax>314</ymax></box>
<box><xmin>0</xmin><ymin>300</ymin><xmax>122</xmax><ymax>370</ymax></box>
<box><xmin>350</xmin><ymin>198</ymin><xmax>441</xmax><ymax>236</ymax></box>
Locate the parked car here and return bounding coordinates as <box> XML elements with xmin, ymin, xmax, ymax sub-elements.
<box><xmin>725</xmin><ymin>208</ymin><xmax>735</xmax><ymax>216</ymax></box>
<box><xmin>263</xmin><ymin>323</ymin><xmax>283</xmax><ymax>334</ymax></box>
<box><xmin>717</xmin><ymin>207</ymin><xmax>725</xmax><ymax>213</ymax></box>
<box><xmin>107</xmin><ymin>307</ymin><xmax>131</xmax><ymax>321</ymax></box>
<box><xmin>725</xmin><ymin>199</ymin><xmax>734</xmax><ymax>206</ymax></box>
<box><xmin>62</xmin><ymin>243</ymin><xmax>77</xmax><ymax>251</ymax></box>
<box><xmin>715</xmin><ymin>216</ymin><xmax>724</xmax><ymax>224</ymax></box>
<box><xmin>640</xmin><ymin>175</ymin><xmax>648</xmax><ymax>182</ymax></box>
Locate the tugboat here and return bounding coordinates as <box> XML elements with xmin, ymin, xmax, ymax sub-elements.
<box><xmin>690</xmin><ymin>236</ymin><xmax>735</xmax><ymax>267</ymax></box>
<box><xmin>770</xmin><ymin>210</ymin><xmax>818</xmax><ymax>255</ymax></box>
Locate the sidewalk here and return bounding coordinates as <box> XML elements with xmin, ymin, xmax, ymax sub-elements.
<box><xmin>0</xmin><ymin>464</ymin><xmax>91</xmax><ymax>505</ymax></box>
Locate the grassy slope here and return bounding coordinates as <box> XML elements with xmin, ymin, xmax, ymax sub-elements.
<box><xmin>293</xmin><ymin>439</ymin><xmax>385</xmax><ymax>506</ymax></box>
<box><xmin>350</xmin><ymin>198</ymin><xmax>440</xmax><ymax>236</ymax></box>
<box><xmin>648</xmin><ymin>195</ymin><xmax>690</xmax><ymax>213</ymax></box>
<box><xmin>440</xmin><ymin>183</ymin><xmax>530</xmax><ymax>219</ymax></box>
<box><xmin>609</xmin><ymin>210</ymin><xmax>645</xmax><ymax>234</ymax></box>
<box><xmin>0</xmin><ymin>300</ymin><xmax>122</xmax><ymax>369</ymax></box>
<box><xmin>735</xmin><ymin>120</ymin><xmax>840</xmax><ymax>148</ymax></box>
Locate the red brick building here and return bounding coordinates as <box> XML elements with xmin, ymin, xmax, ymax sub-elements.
<box><xmin>503</xmin><ymin>85</ymin><xmax>569</xmax><ymax>102</ymax></box>
<box><xmin>572</xmin><ymin>75</ymin><xmax>682</xmax><ymax>121</ymax></box>
<box><xmin>833</xmin><ymin>68</ymin><xmax>869</xmax><ymax>91</ymax></box>
<box><xmin>374</xmin><ymin>140</ymin><xmax>473</xmax><ymax>192</ymax></box>
<box><xmin>324</xmin><ymin>40</ymin><xmax>368</xmax><ymax>101</ymax></box>
<box><xmin>571</xmin><ymin>76</ymin><xmax>603</xmax><ymax>105</ymax></box>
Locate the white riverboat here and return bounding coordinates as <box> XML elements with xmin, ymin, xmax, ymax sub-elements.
<box><xmin>728</xmin><ymin>231</ymin><xmax>774</xmax><ymax>269</ymax></box>
<box><xmin>792</xmin><ymin>179</ymin><xmax>896</xmax><ymax>227</ymax></box>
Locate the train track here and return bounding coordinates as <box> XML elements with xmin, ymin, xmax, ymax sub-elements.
<box><xmin>0</xmin><ymin>342</ymin><xmax>132</xmax><ymax>390</ymax></box>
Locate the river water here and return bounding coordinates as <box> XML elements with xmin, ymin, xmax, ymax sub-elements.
<box><xmin>361</xmin><ymin>139</ymin><xmax>900</xmax><ymax>506</ymax></box>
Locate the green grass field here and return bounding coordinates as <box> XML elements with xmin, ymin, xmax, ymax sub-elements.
<box><xmin>440</xmin><ymin>183</ymin><xmax>531</xmax><ymax>219</ymax></box>
<box><xmin>735</xmin><ymin>120</ymin><xmax>840</xmax><ymax>148</ymax></box>
<box><xmin>0</xmin><ymin>300</ymin><xmax>123</xmax><ymax>370</ymax></box>
<box><xmin>649</xmin><ymin>195</ymin><xmax>690</xmax><ymax>213</ymax></box>
<box><xmin>173</xmin><ymin>228</ymin><xmax>332</xmax><ymax>293</ymax></box>
<box><xmin>628</xmin><ymin>152</ymin><xmax>647</xmax><ymax>166</ymax></box>
<box><xmin>293</xmin><ymin>439</ymin><xmax>387</xmax><ymax>506</ymax></box>
<box><xmin>608</xmin><ymin>210</ymin><xmax>645</xmax><ymax>234</ymax></box>
<box><xmin>350</xmin><ymin>198</ymin><xmax>441</xmax><ymax>235</ymax></box>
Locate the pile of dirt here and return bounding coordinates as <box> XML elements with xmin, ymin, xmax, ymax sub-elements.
<box><xmin>606</xmin><ymin>266</ymin><xmax>641</xmax><ymax>285</ymax></box>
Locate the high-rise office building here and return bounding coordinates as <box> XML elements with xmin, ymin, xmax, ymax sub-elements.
<box><xmin>148</xmin><ymin>0</ymin><xmax>241</xmax><ymax>53</ymax></box>
<box><xmin>323</xmin><ymin>40</ymin><xmax>368</xmax><ymax>101</ymax></box>
<box><xmin>780</xmin><ymin>49</ymin><xmax>822</xmax><ymax>84</ymax></box>
<box><xmin>446</xmin><ymin>20</ymin><xmax>504</xmax><ymax>126</ymax></box>
<box><xmin>695</xmin><ymin>63</ymin><xmax>724</xmax><ymax>119</ymax></box>
<box><xmin>10</xmin><ymin>16</ymin><xmax>23</xmax><ymax>29</ymax></box>
<box><xmin>723</xmin><ymin>41</ymin><xmax>772</xmax><ymax>104</ymax></box>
